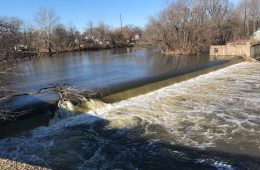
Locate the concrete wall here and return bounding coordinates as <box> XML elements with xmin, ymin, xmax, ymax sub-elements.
<box><xmin>250</xmin><ymin>44</ymin><xmax>260</xmax><ymax>59</ymax></box>
<box><xmin>210</xmin><ymin>45</ymin><xmax>251</xmax><ymax>58</ymax></box>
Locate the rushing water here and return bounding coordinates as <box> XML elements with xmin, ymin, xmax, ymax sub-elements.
<box><xmin>0</xmin><ymin>61</ymin><xmax>259</xmax><ymax>169</ymax></box>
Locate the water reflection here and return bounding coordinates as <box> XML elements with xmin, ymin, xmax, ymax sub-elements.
<box><xmin>150</xmin><ymin>54</ymin><xmax>209</xmax><ymax>74</ymax></box>
<box><xmin>15</xmin><ymin>48</ymin><xmax>209</xmax><ymax>94</ymax></box>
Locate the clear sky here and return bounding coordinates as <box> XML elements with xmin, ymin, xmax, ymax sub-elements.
<box><xmin>0</xmin><ymin>0</ymin><xmax>168</xmax><ymax>31</ymax></box>
<box><xmin>0</xmin><ymin>0</ymin><xmax>239</xmax><ymax>31</ymax></box>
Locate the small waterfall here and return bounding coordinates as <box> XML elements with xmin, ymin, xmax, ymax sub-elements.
<box><xmin>49</xmin><ymin>99</ymin><xmax>107</xmax><ymax>125</ymax></box>
<box><xmin>0</xmin><ymin>61</ymin><xmax>259</xmax><ymax>169</ymax></box>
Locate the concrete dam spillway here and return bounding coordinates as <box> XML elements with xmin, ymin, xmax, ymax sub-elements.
<box><xmin>0</xmin><ymin>61</ymin><xmax>259</xmax><ymax>169</ymax></box>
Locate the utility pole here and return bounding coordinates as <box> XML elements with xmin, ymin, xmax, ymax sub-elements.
<box><xmin>120</xmin><ymin>14</ymin><xmax>123</xmax><ymax>32</ymax></box>
<box><xmin>119</xmin><ymin>14</ymin><xmax>124</xmax><ymax>44</ymax></box>
<box><xmin>120</xmin><ymin>14</ymin><xmax>123</xmax><ymax>40</ymax></box>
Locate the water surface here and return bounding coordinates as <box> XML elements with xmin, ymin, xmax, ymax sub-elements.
<box><xmin>15</xmin><ymin>48</ymin><xmax>209</xmax><ymax>93</ymax></box>
<box><xmin>1</xmin><ymin>62</ymin><xmax>259</xmax><ymax>169</ymax></box>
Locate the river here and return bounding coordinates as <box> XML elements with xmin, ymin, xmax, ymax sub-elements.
<box><xmin>6</xmin><ymin>48</ymin><xmax>211</xmax><ymax>111</ymax></box>
<box><xmin>0</xmin><ymin>48</ymin><xmax>217</xmax><ymax>137</ymax></box>
<box><xmin>14</xmin><ymin>48</ymin><xmax>209</xmax><ymax>94</ymax></box>
<box><xmin>0</xmin><ymin>62</ymin><xmax>260</xmax><ymax>169</ymax></box>
<box><xmin>0</xmin><ymin>53</ymin><xmax>259</xmax><ymax>169</ymax></box>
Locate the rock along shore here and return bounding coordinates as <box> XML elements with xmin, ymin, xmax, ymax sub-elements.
<box><xmin>0</xmin><ymin>159</ymin><xmax>50</xmax><ymax>170</ymax></box>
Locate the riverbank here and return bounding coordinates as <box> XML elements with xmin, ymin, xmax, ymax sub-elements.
<box><xmin>161</xmin><ymin>50</ymin><xmax>196</xmax><ymax>56</ymax></box>
<box><xmin>36</xmin><ymin>43</ymin><xmax>136</xmax><ymax>55</ymax></box>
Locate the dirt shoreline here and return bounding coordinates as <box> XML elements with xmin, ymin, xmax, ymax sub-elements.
<box><xmin>36</xmin><ymin>44</ymin><xmax>135</xmax><ymax>55</ymax></box>
<box><xmin>161</xmin><ymin>50</ymin><xmax>196</xmax><ymax>56</ymax></box>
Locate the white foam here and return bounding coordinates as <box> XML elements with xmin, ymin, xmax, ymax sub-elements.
<box><xmin>212</xmin><ymin>161</ymin><xmax>234</xmax><ymax>170</ymax></box>
<box><xmin>1</xmin><ymin>61</ymin><xmax>260</xmax><ymax>161</ymax></box>
<box><xmin>87</xmin><ymin>62</ymin><xmax>260</xmax><ymax>151</ymax></box>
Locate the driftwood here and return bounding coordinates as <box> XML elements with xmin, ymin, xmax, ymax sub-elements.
<box><xmin>53</xmin><ymin>84</ymin><xmax>96</xmax><ymax>104</ymax></box>
<box><xmin>13</xmin><ymin>84</ymin><xmax>97</xmax><ymax>103</ymax></box>
<box><xmin>0</xmin><ymin>83</ymin><xmax>97</xmax><ymax>121</ymax></box>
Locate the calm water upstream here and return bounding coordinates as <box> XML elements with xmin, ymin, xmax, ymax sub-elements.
<box><xmin>6</xmin><ymin>48</ymin><xmax>210</xmax><ymax>108</ymax></box>
<box><xmin>15</xmin><ymin>48</ymin><xmax>209</xmax><ymax>94</ymax></box>
<box><xmin>0</xmin><ymin>61</ymin><xmax>259</xmax><ymax>169</ymax></box>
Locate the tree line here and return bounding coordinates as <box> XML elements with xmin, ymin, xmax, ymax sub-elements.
<box><xmin>2</xmin><ymin>0</ymin><xmax>259</xmax><ymax>61</ymax></box>
<box><xmin>0</xmin><ymin>8</ymin><xmax>142</xmax><ymax>58</ymax></box>
<box><xmin>143</xmin><ymin>0</ymin><xmax>260</xmax><ymax>54</ymax></box>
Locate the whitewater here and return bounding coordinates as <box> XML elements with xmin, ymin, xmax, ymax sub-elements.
<box><xmin>0</xmin><ymin>61</ymin><xmax>259</xmax><ymax>170</ymax></box>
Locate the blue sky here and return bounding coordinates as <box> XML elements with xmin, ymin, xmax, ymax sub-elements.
<box><xmin>0</xmin><ymin>0</ymin><xmax>239</xmax><ymax>31</ymax></box>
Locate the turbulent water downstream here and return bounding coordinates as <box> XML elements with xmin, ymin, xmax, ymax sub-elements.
<box><xmin>0</xmin><ymin>61</ymin><xmax>260</xmax><ymax>170</ymax></box>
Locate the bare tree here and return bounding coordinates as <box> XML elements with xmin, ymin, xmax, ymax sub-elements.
<box><xmin>0</xmin><ymin>17</ymin><xmax>23</xmax><ymax>120</ymax></box>
<box><xmin>35</xmin><ymin>8</ymin><xmax>59</xmax><ymax>53</ymax></box>
<box><xmin>87</xmin><ymin>20</ymin><xmax>94</xmax><ymax>37</ymax></box>
<box><xmin>67</xmin><ymin>25</ymin><xmax>78</xmax><ymax>47</ymax></box>
<box><xmin>0</xmin><ymin>17</ymin><xmax>22</xmax><ymax>77</ymax></box>
<box><xmin>247</xmin><ymin>0</ymin><xmax>260</xmax><ymax>32</ymax></box>
<box><xmin>53</xmin><ymin>24</ymin><xmax>67</xmax><ymax>51</ymax></box>
<box><xmin>143</xmin><ymin>0</ymin><xmax>240</xmax><ymax>54</ymax></box>
<box><xmin>234</xmin><ymin>0</ymin><xmax>260</xmax><ymax>38</ymax></box>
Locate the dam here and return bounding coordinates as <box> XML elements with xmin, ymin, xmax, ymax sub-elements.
<box><xmin>0</xmin><ymin>61</ymin><xmax>259</xmax><ymax>169</ymax></box>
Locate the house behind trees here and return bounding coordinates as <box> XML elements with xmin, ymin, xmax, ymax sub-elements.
<box><xmin>143</xmin><ymin>0</ymin><xmax>260</xmax><ymax>55</ymax></box>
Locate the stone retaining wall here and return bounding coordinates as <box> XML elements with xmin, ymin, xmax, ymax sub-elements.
<box><xmin>210</xmin><ymin>43</ymin><xmax>260</xmax><ymax>59</ymax></box>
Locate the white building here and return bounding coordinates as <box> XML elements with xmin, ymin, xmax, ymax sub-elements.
<box><xmin>254</xmin><ymin>29</ymin><xmax>260</xmax><ymax>40</ymax></box>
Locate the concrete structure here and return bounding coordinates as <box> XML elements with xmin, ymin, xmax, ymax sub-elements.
<box><xmin>210</xmin><ymin>40</ymin><xmax>260</xmax><ymax>60</ymax></box>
